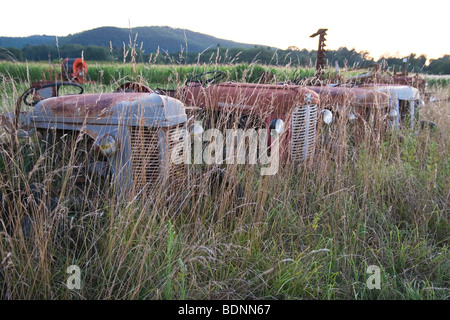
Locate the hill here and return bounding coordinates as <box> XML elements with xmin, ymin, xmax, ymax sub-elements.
<box><xmin>0</xmin><ymin>26</ymin><xmax>266</xmax><ymax>53</ymax></box>
<box><xmin>0</xmin><ymin>35</ymin><xmax>55</xmax><ymax>48</ymax></box>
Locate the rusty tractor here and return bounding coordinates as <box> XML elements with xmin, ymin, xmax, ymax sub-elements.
<box><xmin>157</xmin><ymin>72</ymin><xmax>325</xmax><ymax>165</ymax></box>
<box><xmin>305</xmin><ymin>86</ymin><xmax>390</xmax><ymax>160</ymax></box>
<box><xmin>1</xmin><ymin>81</ymin><xmax>191</xmax><ymax>204</ymax></box>
<box><xmin>308</xmin><ymin>28</ymin><xmax>432</xmax><ymax>131</ymax></box>
<box><xmin>162</xmin><ymin>67</ymin><xmax>394</xmax><ymax>165</ymax></box>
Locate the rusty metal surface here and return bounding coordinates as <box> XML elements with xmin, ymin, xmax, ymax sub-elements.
<box><xmin>306</xmin><ymin>86</ymin><xmax>389</xmax><ymax>112</ymax></box>
<box><xmin>348</xmin><ymin>88</ymin><xmax>389</xmax><ymax>109</ymax></box>
<box><xmin>183</xmin><ymin>82</ymin><xmax>320</xmax><ymax>117</ymax></box>
<box><xmin>30</xmin><ymin>92</ymin><xmax>188</xmax><ymax>200</ymax></box>
<box><xmin>306</xmin><ymin>86</ymin><xmax>356</xmax><ymax>110</ymax></box>
<box><xmin>307</xmin><ymin>85</ymin><xmax>389</xmax><ymax>155</ymax></box>
<box><xmin>35</xmin><ymin>93</ymin><xmax>143</xmax><ymax>118</ymax></box>
<box><xmin>30</xmin><ymin>92</ymin><xmax>187</xmax><ymax>129</ymax></box>
<box><xmin>351</xmin><ymin>72</ymin><xmax>426</xmax><ymax>93</ymax></box>
<box><xmin>357</xmin><ymin>84</ymin><xmax>421</xmax><ymax>127</ymax></box>
<box><xmin>2</xmin><ymin>84</ymin><xmax>191</xmax><ymax>201</ymax></box>
<box><xmin>182</xmin><ymin>82</ymin><xmax>320</xmax><ymax>163</ymax></box>
<box><xmin>310</xmin><ymin>28</ymin><xmax>328</xmax><ymax>77</ymax></box>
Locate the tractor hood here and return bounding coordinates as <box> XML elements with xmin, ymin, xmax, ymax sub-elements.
<box><xmin>362</xmin><ymin>85</ymin><xmax>420</xmax><ymax>101</ymax></box>
<box><xmin>183</xmin><ymin>82</ymin><xmax>320</xmax><ymax>116</ymax></box>
<box><xmin>351</xmin><ymin>88</ymin><xmax>389</xmax><ymax>109</ymax></box>
<box><xmin>307</xmin><ymin>86</ymin><xmax>357</xmax><ymax>110</ymax></box>
<box><xmin>307</xmin><ymin>86</ymin><xmax>388</xmax><ymax>111</ymax></box>
<box><xmin>30</xmin><ymin>92</ymin><xmax>187</xmax><ymax>127</ymax></box>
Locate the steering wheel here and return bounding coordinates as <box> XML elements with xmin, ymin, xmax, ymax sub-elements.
<box><xmin>22</xmin><ymin>82</ymin><xmax>84</xmax><ymax>106</ymax></box>
<box><xmin>185</xmin><ymin>71</ymin><xmax>226</xmax><ymax>86</ymax></box>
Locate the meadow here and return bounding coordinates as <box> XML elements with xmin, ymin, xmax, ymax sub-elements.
<box><xmin>0</xmin><ymin>61</ymin><xmax>448</xmax><ymax>299</ymax></box>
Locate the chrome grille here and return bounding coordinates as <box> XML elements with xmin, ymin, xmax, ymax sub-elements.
<box><xmin>129</xmin><ymin>125</ymin><xmax>188</xmax><ymax>194</ymax></box>
<box><xmin>129</xmin><ymin>126</ymin><xmax>160</xmax><ymax>193</ymax></box>
<box><xmin>290</xmin><ymin>105</ymin><xmax>318</xmax><ymax>161</ymax></box>
<box><xmin>166</xmin><ymin>126</ymin><xmax>188</xmax><ymax>189</ymax></box>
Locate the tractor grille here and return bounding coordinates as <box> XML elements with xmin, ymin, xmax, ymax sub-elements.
<box><xmin>129</xmin><ymin>126</ymin><xmax>160</xmax><ymax>193</ymax></box>
<box><xmin>166</xmin><ymin>126</ymin><xmax>188</xmax><ymax>189</ymax></box>
<box><xmin>129</xmin><ymin>125</ymin><xmax>187</xmax><ymax>194</ymax></box>
<box><xmin>290</xmin><ymin>105</ymin><xmax>318</xmax><ymax>161</ymax></box>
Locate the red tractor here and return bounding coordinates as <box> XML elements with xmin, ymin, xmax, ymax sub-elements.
<box><xmin>161</xmin><ymin>66</ymin><xmax>393</xmax><ymax>163</ymax></box>
<box><xmin>158</xmin><ymin>72</ymin><xmax>324</xmax><ymax>165</ymax></box>
<box><xmin>306</xmin><ymin>86</ymin><xmax>390</xmax><ymax>160</ymax></box>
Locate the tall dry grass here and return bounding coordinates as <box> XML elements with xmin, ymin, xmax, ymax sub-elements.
<box><xmin>0</xmin><ymin>64</ymin><xmax>448</xmax><ymax>300</ymax></box>
<box><xmin>420</xmin><ymin>86</ymin><xmax>450</xmax><ymax>135</ymax></box>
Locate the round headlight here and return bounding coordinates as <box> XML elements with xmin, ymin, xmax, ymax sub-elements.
<box><xmin>348</xmin><ymin>112</ymin><xmax>357</xmax><ymax>123</ymax></box>
<box><xmin>322</xmin><ymin>109</ymin><xmax>333</xmax><ymax>124</ymax></box>
<box><xmin>270</xmin><ymin>119</ymin><xmax>285</xmax><ymax>135</ymax></box>
<box><xmin>95</xmin><ymin>134</ymin><xmax>117</xmax><ymax>157</ymax></box>
<box><xmin>388</xmin><ymin>109</ymin><xmax>398</xmax><ymax>120</ymax></box>
<box><xmin>190</xmin><ymin>123</ymin><xmax>204</xmax><ymax>136</ymax></box>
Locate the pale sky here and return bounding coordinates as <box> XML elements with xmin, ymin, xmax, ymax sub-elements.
<box><xmin>2</xmin><ymin>0</ymin><xmax>449</xmax><ymax>61</ymax></box>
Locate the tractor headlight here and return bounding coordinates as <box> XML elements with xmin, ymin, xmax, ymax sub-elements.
<box><xmin>388</xmin><ymin>109</ymin><xmax>398</xmax><ymax>120</ymax></box>
<box><xmin>270</xmin><ymin>119</ymin><xmax>285</xmax><ymax>135</ymax></box>
<box><xmin>190</xmin><ymin>122</ymin><xmax>204</xmax><ymax>137</ymax></box>
<box><xmin>95</xmin><ymin>134</ymin><xmax>117</xmax><ymax>157</ymax></box>
<box><xmin>322</xmin><ymin>109</ymin><xmax>333</xmax><ymax>125</ymax></box>
<box><xmin>348</xmin><ymin>112</ymin><xmax>357</xmax><ymax>123</ymax></box>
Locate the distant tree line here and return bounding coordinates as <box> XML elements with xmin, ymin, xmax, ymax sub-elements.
<box><xmin>0</xmin><ymin>43</ymin><xmax>449</xmax><ymax>75</ymax></box>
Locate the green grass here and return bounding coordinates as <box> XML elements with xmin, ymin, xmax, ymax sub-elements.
<box><xmin>425</xmin><ymin>77</ymin><xmax>450</xmax><ymax>88</ymax></box>
<box><xmin>0</xmin><ymin>62</ymin><xmax>448</xmax><ymax>300</ymax></box>
<box><xmin>0</xmin><ymin>61</ymin><xmax>316</xmax><ymax>88</ymax></box>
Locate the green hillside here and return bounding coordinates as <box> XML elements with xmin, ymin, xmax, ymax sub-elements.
<box><xmin>0</xmin><ymin>26</ymin><xmax>262</xmax><ymax>53</ymax></box>
<box><xmin>0</xmin><ymin>35</ymin><xmax>55</xmax><ymax>48</ymax></box>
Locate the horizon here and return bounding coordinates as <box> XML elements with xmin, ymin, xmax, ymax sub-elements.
<box><xmin>2</xmin><ymin>0</ymin><xmax>449</xmax><ymax>61</ymax></box>
<box><xmin>2</xmin><ymin>24</ymin><xmax>448</xmax><ymax>63</ymax></box>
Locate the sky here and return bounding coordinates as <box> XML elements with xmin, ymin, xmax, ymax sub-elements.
<box><xmin>2</xmin><ymin>0</ymin><xmax>449</xmax><ymax>61</ymax></box>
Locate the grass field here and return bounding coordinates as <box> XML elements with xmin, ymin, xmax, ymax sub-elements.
<box><xmin>0</xmin><ymin>61</ymin><xmax>448</xmax><ymax>299</ymax></box>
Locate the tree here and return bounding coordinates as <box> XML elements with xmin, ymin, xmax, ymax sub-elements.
<box><xmin>60</xmin><ymin>44</ymin><xmax>84</xmax><ymax>58</ymax></box>
<box><xmin>0</xmin><ymin>47</ymin><xmax>22</xmax><ymax>61</ymax></box>
<box><xmin>426</xmin><ymin>55</ymin><xmax>450</xmax><ymax>75</ymax></box>
<box><xmin>84</xmin><ymin>45</ymin><xmax>111</xmax><ymax>61</ymax></box>
<box><xmin>22</xmin><ymin>44</ymin><xmax>57</xmax><ymax>61</ymax></box>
